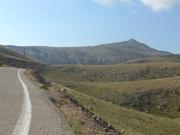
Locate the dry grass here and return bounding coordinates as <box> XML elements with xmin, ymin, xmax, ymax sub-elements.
<box><xmin>41</xmin><ymin>63</ymin><xmax>180</xmax><ymax>135</ymax></box>
<box><xmin>64</xmin><ymin>87</ymin><xmax>180</xmax><ymax>135</ymax></box>
<box><xmin>43</xmin><ymin>63</ymin><xmax>180</xmax><ymax>82</ymax></box>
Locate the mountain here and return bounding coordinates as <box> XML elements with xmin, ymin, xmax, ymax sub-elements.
<box><xmin>0</xmin><ymin>45</ymin><xmax>43</xmax><ymax>69</ymax></box>
<box><xmin>6</xmin><ymin>39</ymin><xmax>171</xmax><ymax>65</ymax></box>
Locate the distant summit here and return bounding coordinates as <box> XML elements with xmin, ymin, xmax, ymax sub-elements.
<box><xmin>6</xmin><ymin>39</ymin><xmax>172</xmax><ymax>65</ymax></box>
<box><xmin>128</xmin><ymin>38</ymin><xmax>139</xmax><ymax>43</ymax></box>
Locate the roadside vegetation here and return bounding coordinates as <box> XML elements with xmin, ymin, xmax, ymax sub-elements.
<box><xmin>0</xmin><ymin>61</ymin><xmax>3</xmax><ymax>66</ymax></box>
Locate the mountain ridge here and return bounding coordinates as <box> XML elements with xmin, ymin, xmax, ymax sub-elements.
<box><xmin>5</xmin><ymin>39</ymin><xmax>172</xmax><ymax>65</ymax></box>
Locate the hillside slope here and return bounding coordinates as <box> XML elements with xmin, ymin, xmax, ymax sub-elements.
<box><xmin>126</xmin><ymin>55</ymin><xmax>180</xmax><ymax>64</ymax></box>
<box><xmin>0</xmin><ymin>45</ymin><xmax>43</xmax><ymax>69</ymax></box>
<box><xmin>6</xmin><ymin>39</ymin><xmax>171</xmax><ymax>64</ymax></box>
<box><xmin>39</xmin><ymin>61</ymin><xmax>180</xmax><ymax>135</ymax></box>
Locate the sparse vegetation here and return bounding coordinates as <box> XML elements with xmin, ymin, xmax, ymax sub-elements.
<box><xmin>126</xmin><ymin>55</ymin><xmax>180</xmax><ymax>64</ymax></box>
<box><xmin>61</xmin><ymin>78</ymin><xmax>180</xmax><ymax>118</ymax></box>
<box><xmin>40</xmin><ymin>84</ymin><xmax>49</xmax><ymax>90</ymax></box>
<box><xmin>64</xmin><ymin>87</ymin><xmax>180</xmax><ymax>135</ymax></box>
<box><xmin>177</xmin><ymin>106</ymin><xmax>180</xmax><ymax>112</ymax></box>
<box><xmin>42</xmin><ymin>63</ymin><xmax>180</xmax><ymax>82</ymax></box>
<box><xmin>40</xmin><ymin>58</ymin><xmax>180</xmax><ymax>135</ymax></box>
<box><xmin>0</xmin><ymin>61</ymin><xmax>3</xmax><ymax>66</ymax></box>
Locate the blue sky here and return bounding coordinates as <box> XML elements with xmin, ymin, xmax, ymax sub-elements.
<box><xmin>0</xmin><ymin>0</ymin><xmax>179</xmax><ymax>53</ymax></box>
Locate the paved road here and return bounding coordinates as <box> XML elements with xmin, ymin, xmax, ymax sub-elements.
<box><xmin>0</xmin><ymin>67</ymin><xmax>74</xmax><ymax>135</ymax></box>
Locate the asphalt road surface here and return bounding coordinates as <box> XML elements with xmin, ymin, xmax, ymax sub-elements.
<box><xmin>0</xmin><ymin>67</ymin><xmax>74</xmax><ymax>135</ymax></box>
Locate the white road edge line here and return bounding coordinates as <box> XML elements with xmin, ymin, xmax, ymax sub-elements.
<box><xmin>12</xmin><ymin>69</ymin><xmax>32</xmax><ymax>135</ymax></box>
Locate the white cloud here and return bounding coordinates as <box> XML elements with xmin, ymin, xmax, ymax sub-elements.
<box><xmin>93</xmin><ymin>0</ymin><xmax>180</xmax><ymax>11</ymax></box>
<box><xmin>92</xmin><ymin>0</ymin><xmax>132</xmax><ymax>6</ymax></box>
<box><xmin>141</xmin><ymin>0</ymin><xmax>180</xmax><ymax>11</ymax></box>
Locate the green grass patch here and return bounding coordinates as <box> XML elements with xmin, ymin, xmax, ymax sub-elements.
<box><xmin>177</xmin><ymin>106</ymin><xmax>180</xmax><ymax>112</ymax></box>
<box><xmin>40</xmin><ymin>84</ymin><xmax>49</xmax><ymax>90</ymax></box>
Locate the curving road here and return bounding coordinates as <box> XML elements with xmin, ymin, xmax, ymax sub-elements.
<box><xmin>0</xmin><ymin>67</ymin><xmax>74</xmax><ymax>135</ymax></box>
